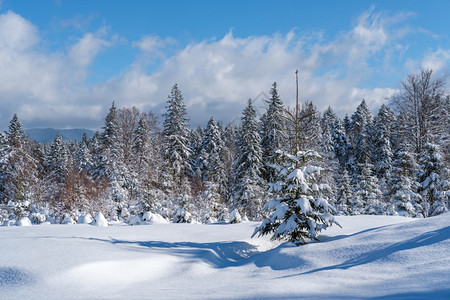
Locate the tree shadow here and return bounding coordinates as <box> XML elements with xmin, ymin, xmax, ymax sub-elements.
<box><xmin>282</xmin><ymin>226</ymin><xmax>450</xmax><ymax>278</ymax></box>
<box><xmin>0</xmin><ymin>267</ymin><xmax>34</xmax><ymax>288</ymax></box>
<box><xmin>318</xmin><ymin>224</ymin><xmax>397</xmax><ymax>243</ymax></box>
<box><xmin>74</xmin><ymin>236</ymin><xmax>307</xmax><ymax>271</ymax></box>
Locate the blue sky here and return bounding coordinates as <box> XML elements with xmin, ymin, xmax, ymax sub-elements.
<box><xmin>0</xmin><ymin>0</ymin><xmax>449</xmax><ymax>130</ymax></box>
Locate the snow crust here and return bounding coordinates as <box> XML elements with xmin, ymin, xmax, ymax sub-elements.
<box><xmin>0</xmin><ymin>214</ymin><xmax>449</xmax><ymax>299</ymax></box>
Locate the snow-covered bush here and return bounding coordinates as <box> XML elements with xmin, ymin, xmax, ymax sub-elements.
<box><xmin>92</xmin><ymin>212</ymin><xmax>108</xmax><ymax>226</ymax></box>
<box><xmin>229</xmin><ymin>209</ymin><xmax>242</xmax><ymax>224</ymax></box>
<box><xmin>77</xmin><ymin>213</ymin><xmax>93</xmax><ymax>224</ymax></box>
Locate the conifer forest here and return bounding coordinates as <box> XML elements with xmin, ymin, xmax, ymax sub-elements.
<box><xmin>1</xmin><ymin>69</ymin><xmax>449</xmax><ymax>240</ymax></box>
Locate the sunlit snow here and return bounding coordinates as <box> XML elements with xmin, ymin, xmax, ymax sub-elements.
<box><xmin>1</xmin><ymin>214</ymin><xmax>449</xmax><ymax>299</ymax></box>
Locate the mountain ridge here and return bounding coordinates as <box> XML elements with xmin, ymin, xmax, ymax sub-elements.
<box><xmin>25</xmin><ymin>128</ymin><xmax>96</xmax><ymax>143</ymax></box>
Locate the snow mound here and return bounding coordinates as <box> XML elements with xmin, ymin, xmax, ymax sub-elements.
<box><xmin>77</xmin><ymin>214</ymin><xmax>93</xmax><ymax>224</ymax></box>
<box><xmin>16</xmin><ymin>217</ymin><xmax>32</xmax><ymax>226</ymax></box>
<box><xmin>142</xmin><ymin>211</ymin><xmax>169</xmax><ymax>224</ymax></box>
<box><xmin>128</xmin><ymin>215</ymin><xmax>142</xmax><ymax>225</ymax></box>
<box><xmin>61</xmin><ymin>216</ymin><xmax>75</xmax><ymax>225</ymax></box>
<box><xmin>91</xmin><ymin>212</ymin><xmax>108</xmax><ymax>227</ymax></box>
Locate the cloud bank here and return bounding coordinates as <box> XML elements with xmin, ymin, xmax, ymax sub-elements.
<box><xmin>0</xmin><ymin>8</ymin><xmax>447</xmax><ymax>131</ymax></box>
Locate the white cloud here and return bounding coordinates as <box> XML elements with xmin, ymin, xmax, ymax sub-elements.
<box><xmin>68</xmin><ymin>30</ymin><xmax>113</xmax><ymax>67</ymax></box>
<box><xmin>0</xmin><ymin>11</ymin><xmax>39</xmax><ymax>51</ymax></box>
<box><xmin>421</xmin><ymin>48</ymin><xmax>450</xmax><ymax>73</ymax></box>
<box><xmin>0</xmin><ymin>8</ymin><xmax>447</xmax><ymax>131</ymax></box>
<box><xmin>132</xmin><ymin>35</ymin><xmax>175</xmax><ymax>53</ymax></box>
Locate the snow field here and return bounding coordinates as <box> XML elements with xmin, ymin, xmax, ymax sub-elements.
<box><xmin>0</xmin><ymin>214</ymin><xmax>449</xmax><ymax>299</ymax></box>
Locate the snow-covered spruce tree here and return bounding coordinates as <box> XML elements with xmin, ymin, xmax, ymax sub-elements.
<box><xmin>233</xmin><ymin>99</ymin><xmax>266</xmax><ymax>220</ymax></box>
<box><xmin>319</xmin><ymin>107</ymin><xmax>341</xmax><ymax>208</ymax></box>
<box><xmin>75</xmin><ymin>135</ymin><xmax>93</xmax><ymax>173</ymax></box>
<box><xmin>260</xmin><ymin>82</ymin><xmax>287</xmax><ymax>183</ymax></box>
<box><xmin>202</xmin><ymin>117</ymin><xmax>227</xmax><ymax>197</ymax></box>
<box><xmin>350</xmin><ymin>100</ymin><xmax>373</xmax><ymax>168</ymax></box>
<box><xmin>0</xmin><ymin>131</ymin><xmax>11</xmax><ymax>203</ymax></box>
<box><xmin>2</xmin><ymin>114</ymin><xmax>40</xmax><ymax>206</ymax></box>
<box><xmin>417</xmin><ymin>143</ymin><xmax>449</xmax><ymax>217</ymax></box>
<box><xmin>47</xmin><ymin>133</ymin><xmax>69</xmax><ymax>184</ymax></box>
<box><xmin>161</xmin><ymin>84</ymin><xmax>194</xmax><ymax>222</ymax></box>
<box><xmin>43</xmin><ymin>133</ymin><xmax>69</xmax><ymax>211</ymax></box>
<box><xmin>129</xmin><ymin>117</ymin><xmax>152</xmax><ymax>202</ymax></box>
<box><xmin>386</xmin><ymin>146</ymin><xmax>422</xmax><ymax>217</ymax></box>
<box><xmin>222</xmin><ymin>123</ymin><xmax>238</xmax><ymax>203</ymax></box>
<box><xmin>297</xmin><ymin>101</ymin><xmax>321</xmax><ymax>151</ymax></box>
<box><xmin>96</xmin><ymin>102</ymin><xmax>128</xmax><ymax>218</ymax></box>
<box><xmin>252</xmin><ymin>150</ymin><xmax>339</xmax><ymax>245</ymax></box>
<box><xmin>335</xmin><ymin>169</ymin><xmax>353</xmax><ymax>215</ymax></box>
<box><xmin>331</xmin><ymin>119</ymin><xmax>349</xmax><ymax>169</ymax></box>
<box><xmin>353</xmin><ymin>158</ymin><xmax>384</xmax><ymax>215</ymax></box>
<box><xmin>371</xmin><ymin>105</ymin><xmax>395</xmax><ymax>191</ymax></box>
<box><xmin>161</xmin><ymin>84</ymin><xmax>192</xmax><ymax>190</ymax></box>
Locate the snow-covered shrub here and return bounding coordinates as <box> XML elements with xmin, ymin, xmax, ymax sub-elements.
<box><xmin>62</xmin><ymin>215</ymin><xmax>75</xmax><ymax>224</ymax></box>
<box><xmin>142</xmin><ymin>211</ymin><xmax>169</xmax><ymax>224</ymax></box>
<box><xmin>229</xmin><ymin>209</ymin><xmax>242</xmax><ymax>224</ymax></box>
<box><xmin>92</xmin><ymin>212</ymin><xmax>108</xmax><ymax>226</ymax></box>
<box><xmin>77</xmin><ymin>213</ymin><xmax>93</xmax><ymax>224</ymax></box>
<box><xmin>16</xmin><ymin>217</ymin><xmax>32</xmax><ymax>226</ymax></box>
<box><xmin>129</xmin><ymin>214</ymin><xmax>142</xmax><ymax>225</ymax></box>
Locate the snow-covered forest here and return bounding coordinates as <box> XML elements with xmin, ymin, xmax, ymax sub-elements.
<box><xmin>1</xmin><ymin>69</ymin><xmax>449</xmax><ymax>234</ymax></box>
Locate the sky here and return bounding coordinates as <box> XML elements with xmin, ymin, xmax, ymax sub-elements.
<box><xmin>0</xmin><ymin>0</ymin><xmax>449</xmax><ymax>131</ymax></box>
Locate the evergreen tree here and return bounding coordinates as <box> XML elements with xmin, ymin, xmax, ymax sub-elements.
<box><xmin>75</xmin><ymin>136</ymin><xmax>93</xmax><ymax>173</ymax></box>
<box><xmin>202</xmin><ymin>117</ymin><xmax>227</xmax><ymax>195</ymax></box>
<box><xmin>260</xmin><ymin>82</ymin><xmax>286</xmax><ymax>183</ymax></box>
<box><xmin>319</xmin><ymin>107</ymin><xmax>340</xmax><ymax>204</ymax></box>
<box><xmin>371</xmin><ymin>104</ymin><xmax>395</xmax><ymax>207</ymax></box>
<box><xmin>350</xmin><ymin>99</ymin><xmax>373</xmax><ymax>167</ymax></box>
<box><xmin>233</xmin><ymin>99</ymin><xmax>265</xmax><ymax>220</ymax></box>
<box><xmin>162</xmin><ymin>84</ymin><xmax>192</xmax><ymax>188</ymax></box>
<box><xmin>8</xmin><ymin>114</ymin><xmax>26</xmax><ymax>148</ymax></box>
<box><xmin>131</xmin><ymin>117</ymin><xmax>151</xmax><ymax>173</ymax></box>
<box><xmin>47</xmin><ymin>133</ymin><xmax>69</xmax><ymax>183</ymax></box>
<box><xmin>387</xmin><ymin>146</ymin><xmax>422</xmax><ymax>217</ymax></box>
<box><xmin>252</xmin><ymin>150</ymin><xmax>339</xmax><ymax>245</ymax></box>
<box><xmin>297</xmin><ymin>101</ymin><xmax>321</xmax><ymax>151</ymax></box>
<box><xmin>335</xmin><ymin>169</ymin><xmax>353</xmax><ymax>215</ymax></box>
<box><xmin>0</xmin><ymin>131</ymin><xmax>11</xmax><ymax>203</ymax></box>
<box><xmin>372</xmin><ymin>104</ymin><xmax>395</xmax><ymax>185</ymax></box>
<box><xmin>417</xmin><ymin>143</ymin><xmax>448</xmax><ymax>216</ymax></box>
<box><xmin>353</xmin><ymin>159</ymin><xmax>384</xmax><ymax>215</ymax></box>
<box><xmin>2</xmin><ymin>115</ymin><xmax>40</xmax><ymax>205</ymax></box>
<box><xmin>331</xmin><ymin>119</ymin><xmax>349</xmax><ymax>169</ymax></box>
<box><xmin>97</xmin><ymin>102</ymin><xmax>129</xmax><ymax>216</ymax></box>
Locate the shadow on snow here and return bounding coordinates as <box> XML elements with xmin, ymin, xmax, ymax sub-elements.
<box><xmin>286</xmin><ymin>226</ymin><xmax>450</xmax><ymax>277</ymax></box>
<box><xmin>0</xmin><ymin>267</ymin><xmax>34</xmax><ymax>288</ymax></box>
<box><xmin>71</xmin><ymin>235</ymin><xmax>307</xmax><ymax>271</ymax></box>
<box><xmin>56</xmin><ymin>224</ymin><xmax>449</xmax><ymax>274</ymax></box>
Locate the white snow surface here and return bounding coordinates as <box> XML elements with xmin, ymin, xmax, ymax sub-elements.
<box><xmin>1</xmin><ymin>214</ymin><xmax>449</xmax><ymax>299</ymax></box>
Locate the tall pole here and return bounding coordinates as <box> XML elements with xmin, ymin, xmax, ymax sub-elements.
<box><xmin>295</xmin><ymin>70</ymin><xmax>299</xmax><ymax>154</ymax></box>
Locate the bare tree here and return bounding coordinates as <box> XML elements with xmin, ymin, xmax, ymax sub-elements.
<box><xmin>390</xmin><ymin>69</ymin><xmax>447</xmax><ymax>155</ymax></box>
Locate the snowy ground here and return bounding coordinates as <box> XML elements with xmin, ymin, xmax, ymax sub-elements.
<box><xmin>1</xmin><ymin>214</ymin><xmax>449</xmax><ymax>299</ymax></box>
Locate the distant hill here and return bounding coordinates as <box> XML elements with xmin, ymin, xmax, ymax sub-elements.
<box><xmin>26</xmin><ymin>128</ymin><xmax>96</xmax><ymax>143</ymax></box>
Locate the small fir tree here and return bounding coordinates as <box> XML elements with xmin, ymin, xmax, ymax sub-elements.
<box><xmin>252</xmin><ymin>150</ymin><xmax>339</xmax><ymax>245</ymax></box>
